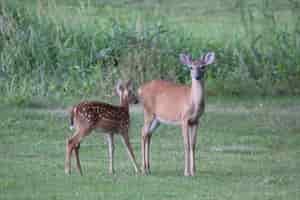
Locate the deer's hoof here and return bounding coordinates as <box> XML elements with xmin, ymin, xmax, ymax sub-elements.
<box><xmin>65</xmin><ymin>168</ymin><xmax>71</xmax><ymax>175</ymax></box>
<box><xmin>184</xmin><ymin>171</ymin><xmax>191</xmax><ymax>177</ymax></box>
<box><xmin>142</xmin><ymin>169</ymin><xmax>151</xmax><ymax>176</ymax></box>
<box><xmin>190</xmin><ymin>171</ymin><xmax>195</xmax><ymax>177</ymax></box>
<box><xmin>136</xmin><ymin>169</ymin><xmax>142</xmax><ymax>175</ymax></box>
<box><xmin>108</xmin><ymin>170</ymin><xmax>115</xmax><ymax>175</ymax></box>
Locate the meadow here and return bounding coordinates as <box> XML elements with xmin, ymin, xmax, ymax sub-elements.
<box><xmin>1</xmin><ymin>97</ymin><xmax>300</xmax><ymax>200</ymax></box>
<box><xmin>1</xmin><ymin>0</ymin><xmax>300</xmax><ymax>199</ymax></box>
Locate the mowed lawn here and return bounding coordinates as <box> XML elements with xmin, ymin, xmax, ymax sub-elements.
<box><xmin>0</xmin><ymin>97</ymin><xmax>300</xmax><ymax>200</ymax></box>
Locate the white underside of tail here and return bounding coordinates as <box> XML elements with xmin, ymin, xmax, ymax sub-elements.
<box><xmin>69</xmin><ymin>125</ymin><xmax>75</xmax><ymax>131</ymax></box>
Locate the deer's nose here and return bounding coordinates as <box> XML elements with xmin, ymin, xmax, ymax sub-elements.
<box><xmin>134</xmin><ymin>98</ymin><xmax>139</xmax><ymax>104</ymax></box>
<box><xmin>195</xmin><ymin>76</ymin><xmax>201</xmax><ymax>80</ymax></box>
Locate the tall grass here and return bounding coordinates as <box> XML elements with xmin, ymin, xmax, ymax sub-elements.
<box><xmin>0</xmin><ymin>0</ymin><xmax>299</xmax><ymax>105</ymax></box>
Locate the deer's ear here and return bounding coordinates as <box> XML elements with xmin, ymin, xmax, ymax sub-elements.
<box><xmin>179</xmin><ymin>53</ymin><xmax>192</xmax><ymax>66</ymax></box>
<box><xmin>201</xmin><ymin>52</ymin><xmax>215</xmax><ymax>66</ymax></box>
<box><xmin>125</xmin><ymin>80</ymin><xmax>133</xmax><ymax>90</ymax></box>
<box><xmin>115</xmin><ymin>80</ymin><xmax>124</xmax><ymax>96</ymax></box>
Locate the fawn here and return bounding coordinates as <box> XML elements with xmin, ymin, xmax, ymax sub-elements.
<box><xmin>65</xmin><ymin>80</ymin><xmax>139</xmax><ymax>175</ymax></box>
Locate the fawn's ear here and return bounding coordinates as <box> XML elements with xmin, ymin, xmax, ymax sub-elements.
<box><xmin>125</xmin><ymin>80</ymin><xmax>133</xmax><ymax>90</ymax></box>
<box><xmin>179</xmin><ymin>53</ymin><xmax>192</xmax><ymax>66</ymax></box>
<box><xmin>115</xmin><ymin>80</ymin><xmax>124</xmax><ymax>96</ymax></box>
<box><xmin>200</xmin><ymin>52</ymin><xmax>215</xmax><ymax>66</ymax></box>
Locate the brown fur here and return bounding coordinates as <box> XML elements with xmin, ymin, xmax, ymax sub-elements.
<box><xmin>138</xmin><ymin>52</ymin><xmax>214</xmax><ymax>176</ymax></box>
<box><xmin>65</xmin><ymin>80</ymin><xmax>139</xmax><ymax>175</ymax></box>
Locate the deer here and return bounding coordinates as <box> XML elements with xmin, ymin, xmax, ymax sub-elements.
<box><xmin>65</xmin><ymin>80</ymin><xmax>140</xmax><ymax>175</ymax></box>
<box><xmin>138</xmin><ymin>52</ymin><xmax>215</xmax><ymax>176</ymax></box>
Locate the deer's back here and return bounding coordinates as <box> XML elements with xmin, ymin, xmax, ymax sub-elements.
<box><xmin>73</xmin><ymin>101</ymin><xmax>129</xmax><ymax>131</ymax></box>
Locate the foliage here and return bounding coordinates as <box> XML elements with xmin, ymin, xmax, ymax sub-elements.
<box><xmin>0</xmin><ymin>0</ymin><xmax>300</xmax><ymax>105</ymax></box>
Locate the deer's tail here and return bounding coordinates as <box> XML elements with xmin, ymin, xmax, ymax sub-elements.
<box><xmin>69</xmin><ymin>106</ymin><xmax>76</xmax><ymax>130</ymax></box>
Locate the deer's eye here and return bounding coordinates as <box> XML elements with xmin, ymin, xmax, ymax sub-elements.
<box><xmin>186</xmin><ymin>65</ymin><xmax>192</xmax><ymax>70</ymax></box>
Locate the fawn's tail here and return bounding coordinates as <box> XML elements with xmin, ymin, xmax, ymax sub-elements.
<box><xmin>69</xmin><ymin>106</ymin><xmax>75</xmax><ymax>130</ymax></box>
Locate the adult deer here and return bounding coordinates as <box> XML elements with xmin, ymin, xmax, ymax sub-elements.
<box><xmin>138</xmin><ymin>52</ymin><xmax>215</xmax><ymax>176</ymax></box>
<box><xmin>65</xmin><ymin>80</ymin><xmax>139</xmax><ymax>175</ymax></box>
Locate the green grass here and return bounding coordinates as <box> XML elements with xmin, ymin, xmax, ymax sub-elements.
<box><xmin>1</xmin><ymin>97</ymin><xmax>300</xmax><ymax>199</ymax></box>
<box><xmin>4</xmin><ymin>0</ymin><xmax>298</xmax><ymax>42</ymax></box>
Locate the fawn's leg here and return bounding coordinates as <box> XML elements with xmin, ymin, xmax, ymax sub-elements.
<box><xmin>74</xmin><ymin>143</ymin><xmax>83</xmax><ymax>175</ymax></box>
<box><xmin>106</xmin><ymin>134</ymin><xmax>115</xmax><ymax>174</ymax></box>
<box><xmin>65</xmin><ymin>131</ymin><xmax>80</xmax><ymax>175</ymax></box>
<box><xmin>65</xmin><ymin>128</ymin><xmax>89</xmax><ymax>175</ymax></box>
<box><xmin>121</xmin><ymin>132</ymin><xmax>139</xmax><ymax>173</ymax></box>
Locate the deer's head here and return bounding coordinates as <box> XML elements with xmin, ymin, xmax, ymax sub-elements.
<box><xmin>180</xmin><ymin>52</ymin><xmax>215</xmax><ymax>81</ymax></box>
<box><xmin>116</xmin><ymin>80</ymin><xmax>139</xmax><ymax>106</ymax></box>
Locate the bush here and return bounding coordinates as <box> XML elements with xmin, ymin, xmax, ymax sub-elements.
<box><xmin>0</xmin><ymin>0</ymin><xmax>299</xmax><ymax>106</ymax></box>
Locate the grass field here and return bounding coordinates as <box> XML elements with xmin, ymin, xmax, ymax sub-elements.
<box><xmin>1</xmin><ymin>97</ymin><xmax>300</xmax><ymax>200</ymax></box>
<box><xmin>6</xmin><ymin>0</ymin><xmax>297</xmax><ymax>38</ymax></box>
<box><xmin>1</xmin><ymin>1</ymin><xmax>300</xmax><ymax>199</ymax></box>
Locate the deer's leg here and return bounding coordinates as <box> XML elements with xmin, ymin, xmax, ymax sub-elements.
<box><xmin>65</xmin><ymin>137</ymin><xmax>73</xmax><ymax>175</ymax></box>
<box><xmin>189</xmin><ymin>123</ymin><xmax>198</xmax><ymax>176</ymax></box>
<box><xmin>142</xmin><ymin>133</ymin><xmax>151</xmax><ymax>173</ymax></box>
<box><xmin>74</xmin><ymin>143</ymin><xmax>83</xmax><ymax>175</ymax></box>
<box><xmin>182</xmin><ymin>120</ymin><xmax>191</xmax><ymax>176</ymax></box>
<box><xmin>141</xmin><ymin>126</ymin><xmax>148</xmax><ymax>174</ymax></box>
<box><xmin>141</xmin><ymin>114</ymin><xmax>158</xmax><ymax>175</ymax></box>
<box><xmin>65</xmin><ymin>131</ymin><xmax>80</xmax><ymax>175</ymax></box>
<box><xmin>141</xmin><ymin>114</ymin><xmax>151</xmax><ymax>174</ymax></box>
<box><xmin>145</xmin><ymin>118</ymin><xmax>159</xmax><ymax>172</ymax></box>
<box><xmin>106</xmin><ymin>133</ymin><xmax>115</xmax><ymax>174</ymax></box>
<box><xmin>121</xmin><ymin>131</ymin><xmax>139</xmax><ymax>173</ymax></box>
<box><xmin>145</xmin><ymin>134</ymin><xmax>152</xmax><ymax>171</ymax></box>
<box><xmin>65</xmin><ymin>128</ymin><xmax>89</xmax><ymax>175</ymax></box>
<box><xmin>73</xmin><ymin>131</ymin><xmax>88</xmax><ymax>175</ymax></box>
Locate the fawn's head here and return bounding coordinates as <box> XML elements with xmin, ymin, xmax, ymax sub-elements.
<box><xmin>116</xmin><ymin>80</ymin><xmax>138</xmax><ymax>106</ymax></box>
<box><xmin>180</xmin><ymin>52</ymin><xmax>215</xmax><ymax>81</ymax></box>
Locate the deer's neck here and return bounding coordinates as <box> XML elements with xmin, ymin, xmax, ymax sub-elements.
<box><xmin>190</xmin><ymin>79</ymin><xmax>205</xmax><ymax>107</ymax></box>
<box><xmin>120</xmin><ymin>97</ymin><xmax>129</xmax><ymax>111</ymax></box>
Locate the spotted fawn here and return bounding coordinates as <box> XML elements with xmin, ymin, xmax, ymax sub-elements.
<box><xmin>65</xmin><ymin>80</ymin><xmax>140</xmax><ymax>175</ymax></box>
